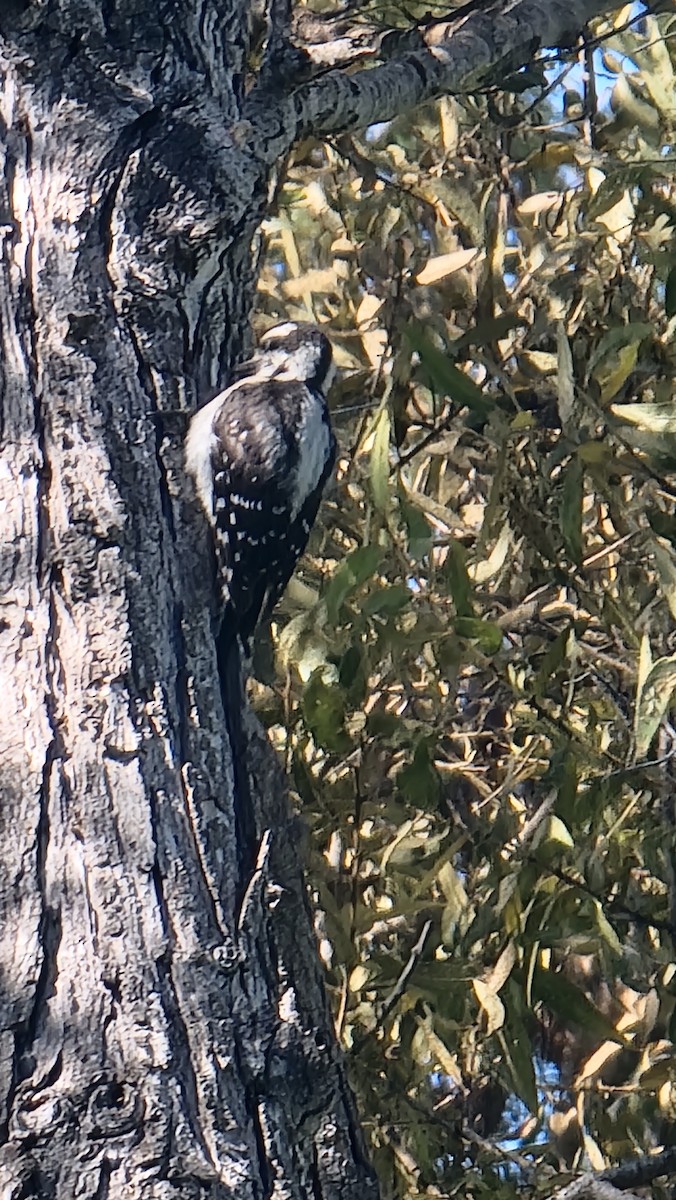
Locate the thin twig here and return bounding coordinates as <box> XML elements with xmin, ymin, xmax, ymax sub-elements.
<box><xmin>379</xmin><ymin>918</ymin><xmax>433</xmax><ymax>1023</ymax></box>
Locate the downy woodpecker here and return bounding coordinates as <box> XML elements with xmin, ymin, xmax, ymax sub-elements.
<box><xmin>185</xmin><ymin>322</ymin><xmax>336</xmax><ymax>649</ymax></box>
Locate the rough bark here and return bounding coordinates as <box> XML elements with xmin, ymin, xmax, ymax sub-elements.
<box><xmin>0</xmin><ymin>3</ymin><xmax>376</xmax><ymax>1197</ymax></box>
<box><xmin>0</xmin><ymin>0</ymin><xmax>622</xmax><ymax>1196</ymax></box>
<box><xmin>249</xmin><ymin>0</ymin><xmax>620</xmax><ymax>163</ymax></box>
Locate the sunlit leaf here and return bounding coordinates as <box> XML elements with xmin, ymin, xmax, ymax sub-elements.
<box><xmin>468</xmin><ymin>521</ymin><xmax>512</xmax><ymax>584</ymax></box>
<box><xmin>415</xmin><ymin>248</ymin><xmax>480</xmax><ymax>285</ymax></box>
<box><xmin>587</xmin><ymin>323</ymin><xmax>652</xmax><ymax>375</ymax></box>
<box><xmin>349</xmin><ymin>965</ymin><xmax>370</xmax><ymax>992</ymax></box>
<box><xmin>576</xmin><ymin>1040</ymin><xmax>623</xmax><ymax>1085</ymax></box>
<box><xmin>486</xmin><ymin>941</ymin><xmax>517</xmax><ymax>995</ymax></box>
<box><xmin>438</xmin><ymin>861</ymin><xmax>469</xmax><ymax>943</ymax></box>
<box><xmin>370</xmin><ymin>407</ymin><xmax>391</xmax><ymax>512</ymax></box>
<box><xmin>527</xmin><ymin>143</ymin><xmax>578</xmax><ymax>169</ymax></box>
<box><xmin>634</xmin><ymin>652</ymin><xmax>676</xmax><ymax>758</ymax></box>
<box><xmin>419</xmin><ymin>1024</ymin><xmax>464</xmax><ymax>1087</ymax></box>
<box><xmin>593</xmin><ymin>340</ymin><xmax>639</xmax><ymax>405</ymax></box>
<box><xmin>517</xmin><ymin>190</ymin><xmax>566</xmax><ymax>215</ymax></box>
<box><xmin>583</xmin><ymin>1132</ymin><xmax>607</xmax><ymax>1171</ymax></box>
<box><xmin>473</xmin><ymin>978</ymin><xmax>506</xmax><ymax>1035</ymax></box>
<box><xmin>611</xmin><ymin>401</ymin><xmax>676</xmax><ymax>433</ymax></box>
<box><xmin>532</xmin><ymin>814</ymin><xmax>574</xmax><ymax>857</ymax></box>
<box><xmin>586</xmin><ymin>163</ymin><xmax>646</xmax><ymax>221</ymax></box>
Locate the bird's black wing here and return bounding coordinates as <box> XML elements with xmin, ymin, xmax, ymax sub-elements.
<box><xmin>210</xmin><ymin>381</ymin><xmax>301</xmax><ymax>642</ymax></box>
<box><xmin>258</xmin><ymin>429</ymin><xmax>336</xmax><ymax>626</ymax></box>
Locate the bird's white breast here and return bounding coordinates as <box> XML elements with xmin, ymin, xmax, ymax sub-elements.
<box><xmin>185</xmin><ymin>392</ymin><xmax>224</xmax><ymax>517</ymax></box>
<box><xmin>291</xmin><ymin>392</ymin><xmax>332</xmax><ymax>518</ymax></box>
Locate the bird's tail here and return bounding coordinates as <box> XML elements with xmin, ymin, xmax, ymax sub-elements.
<box><xmin>216</xmin><ymin>621</ymin><xmax>257</xmax><ymax>876</ymax></box>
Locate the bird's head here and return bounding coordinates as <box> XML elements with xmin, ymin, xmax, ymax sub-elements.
<box><xmin>249</xmin><ymin>321</ymin><xmax>335</xmax><ymax>391</ymax></box>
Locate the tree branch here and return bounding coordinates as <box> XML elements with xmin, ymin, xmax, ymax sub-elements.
<box><xmin>600</xmin><ymin>1147</ymin><xmax>676</xmax><ymax>1190</ymax></box>
<box><xmin>244</xmin><ymin>0</ymin><xmax>621</xmax><ymax>161</ymax></box>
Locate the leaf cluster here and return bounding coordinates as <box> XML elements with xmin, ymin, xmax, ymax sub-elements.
<box><xmin>255</xmin><ymin>9</ymin><xmax>676</xmax><ymax>1197</ymax></box>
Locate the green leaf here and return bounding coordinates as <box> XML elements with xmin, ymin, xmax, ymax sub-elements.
<box><xmin>405</xmin><ymin>326</ymin><xmax>492</xmax><ymax>417</ymax></box>
<box><xmin>323</xmin><ymin>545</ymin><xmax>383</xmax><ymax>624</ymax></box>
<box><xmin>338</xmin><ymin>644</ymin><xmax>368</xmax><ymax>705</ymax></box>
<box><xmin>503</xmin><ymin>984</ymin><xmax>539</xmax><ymax>1114</ymax></box>
<box><xmin>553</xmin><ymin>750</ymin><xmax>578</xmax><ymax>827</ymax></box>
<box><xmin>400</xmin><ymin>492</ymin><xmax>433</xmax><ymax>561</ymax></box>
<box><xmin>587</xmin><ymin>322</ymin><xmax>652</xmax><ymax>375</ymax></box>
<box><xmin>532</xmin><ymin>814</ymin><xmax>574</xmax><ymax>858</ymax></box>
<box><xmin>454</xmin><ymin>617</ymin><xmax>503</xmax><ymax>654</ymax></box>
<box><xmin>442</xmin><ymin>540</ymin><xmax>473</xmax><ymax>617</ymax></box>
<box><xmin>648</xmin><ymin>509</ymin><xmax>676</xmax><ymax>548</ymax></box>
<box><xmin>397</xmin><ymin>737</ymin><xmax>441</xmax><ymax>808</ymax></box>
<box><xmin>652</xmin><ymin>539</ymin><xmax>676</xmax><ymax>621</ymax></box>
<box><xmin>530</xmin><ymin>966</ymin><xmax>624</xmax><ymax>1044</ymax></box>
<box><xmin>302</xmin><ymin>672</ymin><xmax>352</xmax><ymax>753</ymax></box>
<box><xmin>370</xmin><ymin>407</ymin><xmax>391</xmax><ymax>512</ymax></box>
<box><xmin>366</xmin><ymin>710</ymin><xmax>400</xmax><ymax>738</ymax></box>
<box><xmin>560</xmin><ymin>457</ymin><xmax>583</xmax><ymax>564</ymax></box>
<box><xmin>438</xmin><ymin>861</ymin><xmax>469</xmax><ymax>944</ymax></box>
<box><xmin>363</xmin><ymin>584</ymin><xmax>412</xmax><ymax>617</ymax></box>
<box><xmin>535</xmin><ymin>627</ymin><xmax>571</xmax><ymax>701</ymax></box>
<box><xmin>452</xmin><ymin>314</ymin><xmax>523</xmax><ymax>351</ymax></box>
<box><xmin>291</xmin><ymin>753</ymin><xmax>318</xmax><ymax>807</ymax></box>
<box><xmin>634</xmin><ymin>653</ymin><xmax>676</xmax><ymax>758</ymax></box>
<box><xmin>592</xmin><ymin>899</ymin><xmax>621</xmax><ymax>955</ymax></box>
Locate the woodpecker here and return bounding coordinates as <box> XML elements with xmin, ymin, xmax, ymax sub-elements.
<box><xmin>185</xmin><ymin>322</ymin><xmax>336</xmax><ymax>650</ymax></box>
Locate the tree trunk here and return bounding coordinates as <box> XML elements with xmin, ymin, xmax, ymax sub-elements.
<box><xmin>0</xmin><ymin>4</ymin><xmax>377</xmax><ymax>1196</ymax></box>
